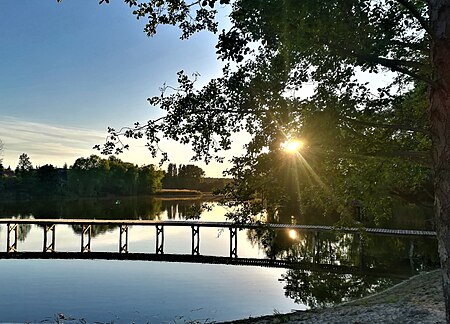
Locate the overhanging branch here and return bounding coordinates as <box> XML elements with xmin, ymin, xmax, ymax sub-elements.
<box><xmin>354</xmin><ymin>54</ymin><xmax>432</xmax><ymax>84</ymax></box>
<box><xmin>341</xmin><ymin>116</ymin><xmax>430</xmax><ymax>135</ymax></box>
<box><xmin>309</xmin><ymin>148</ymin><xmax>431</xmax><ymax>167</ymax></box>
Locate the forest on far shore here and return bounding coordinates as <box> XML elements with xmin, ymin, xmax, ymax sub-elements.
<box><xmin>0</xmin><ymin>154</ymin><xmax>229</xmax><ymax>200</ymax></box>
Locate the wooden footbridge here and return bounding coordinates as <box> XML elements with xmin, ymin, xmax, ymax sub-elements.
<box><xmin>0</xmin><ymin>218</ymin><xmax>436</xmax><ymax>278</ymax></box>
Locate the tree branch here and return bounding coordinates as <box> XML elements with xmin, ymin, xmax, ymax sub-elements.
<box><xmin>366</xmin><ymin>57</ymin><xmax>425</xmax><ymax>69</ymax></box>
<box><xmin>330</xmin><ymin>41</ymin><xmax>433</xmax><ymax>84</ymax></box>
<box><xmin>354</xmin><ymin>53</ymin><xmax>432</xmax><ymax>84</ymax></box>
<box><xmin>378</xmin><ymin>150</ymin><xmax>431</xmax><ymax>165</ymax></box>
<box><xmin>309</xmin><ymin>147</ymin><xmax>431</xmax><ymax>167</ymax></box>
<box><xmin>395</xmin><ymin>0</ymin><xmax>433</xmax><ymax>38</ymax></box>
<box><xmin>390</xmin><ymin>188</ymin><xmax>434</xmax><ymax>207</ymax></box>
<box><xmin>341</xmin><ymin>116</ymin><xmax>430</xmax><ymax>134</ymax></box>
<box><xmin>389</xmin><ymin>40</ymin><xmax>429</xmax><ymax>53</ymax></box>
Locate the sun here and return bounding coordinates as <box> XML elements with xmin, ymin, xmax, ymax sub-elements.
<box><xmin>288</xmin><ymin>229</ymin><xmax>298</xmax><ymax>240</ymax></box>
<box><xmin>281</xmin><ymin>139</ymin><xmax>304</xmax><ymax>153</ymax></box>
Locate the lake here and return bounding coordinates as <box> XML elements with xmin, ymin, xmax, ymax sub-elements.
<box><xmin>0</xmin><ymin>196</ymin><xmax>439</xmax><ymax>323</ymax></box>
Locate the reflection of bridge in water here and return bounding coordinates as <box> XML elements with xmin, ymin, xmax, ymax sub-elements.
<box><xmin>0</xmin><ymin>219</ymin><xmax>436</xmax><ymax>279</ymax></box>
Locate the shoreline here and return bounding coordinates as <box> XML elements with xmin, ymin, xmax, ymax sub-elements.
<box><xmin>222</xmin><ymin>269</ymin><xmax>445</xmax><ymax>323</ymax></box>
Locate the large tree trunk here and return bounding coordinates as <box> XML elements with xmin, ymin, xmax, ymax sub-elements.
<box><xmin>430</xmin><ymin>1</ymin><xmax>450</xmax><ymax>322</ymax></box>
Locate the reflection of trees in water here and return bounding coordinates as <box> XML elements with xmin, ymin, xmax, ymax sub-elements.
<box><xmin>18</xmin><ymin>224</ymin><xmax>31</xmax><ymax>242</ymax></box>
<box><xmin>248</xmin><ymin>227</ymin><xmax>438</xmax><ymax>271</ymax></box>
<box><xmin>248</xmin><ymin>226</ymin><xmax>439</xmax><ymax>306</ymax></box>
<box><xmin>0</xmin><ymin>200</ymin><xmax>61</xmax><ymax>219</ymax></box>
<box><xmin>0</xmin><ymin>197</ymin><xmax>212</xmax><ymax>240</ymax></box>
<box><xmin>267</xmin><ymin>204</ymin><xmax>342</xmax><ymax>227</ymax></box>
<box><xmin>162</xmin><ymin>200</ymin><xmax>204</xmax><ymax>220</ymax></box>
<box><xmin>60</xmin><ymin>197</ymin><xmax>163</xmax><ymax>220</ymax></box>
<box><xmin>359</xmin><ymin>235</ymin><xmax>440</xmax><ymax>273</ymax></box>
<box><xmin>265</xmin><ymin>199</ymin><xmax>434</xmax><ymax>230</ymax></box>
<box><xmin>0</xmin><ymin>197</ymin><xmax>165</xmax><ymax>239</ymax></box>
<box><xmin>3</xmin><ymin>214</ymin><xmax>34</xmax><ymax>242</ymax></box>
<box><xmin>0</xmin><ymin>223</ymin><xmax>34</xmax><ymax>243</ymax></box>
<box><xmin>71</xmin><ymin>224</ymin><xmax>116</xmax><ymax>237</ymax></box>
<box><xmin>282</xmin><ymin>270</ymin><xmax>395</xmax><ymax>308</ymax></box>
<box><xmin>247</xmin><ymin>228</ymin><xmax>360</xmax><ymax>263</ymax></box>
<box><xmin>0</xmin><ymin>196</ymin><xmax>163</xmax><ymax>220</ymax></box>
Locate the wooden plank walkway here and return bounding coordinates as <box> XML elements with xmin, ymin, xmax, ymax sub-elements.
<box><xmin>0</xmin><ymin>218</ymin><xmax>437</xmax><ymax>237</ymax></box>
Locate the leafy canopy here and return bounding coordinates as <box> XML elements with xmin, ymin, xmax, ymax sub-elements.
<box><xmin>92</xmin><ymin>0</ymin><xmax>431</xmax><ymax>223</ymax></box>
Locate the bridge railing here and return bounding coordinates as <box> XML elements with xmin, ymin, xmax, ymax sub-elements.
<box><xmin>0</xmin><ymin>218</ymin><xmax>436</xmax><ymax>257</ymax></box>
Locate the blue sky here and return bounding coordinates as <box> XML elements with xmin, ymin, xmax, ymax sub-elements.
<box><xmin>0</xmin><ymin>0</ymin><xmax>234</xmax><ymax>176</ymax></box>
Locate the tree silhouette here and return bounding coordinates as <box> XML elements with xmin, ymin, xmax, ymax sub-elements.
<box><xmin>16</xmin><ymin>153</ymin><xmax>32</xmax><ymax>172</ymax></box>
<box><xmin>0</xmin><ymin>139</ymin><xmax>3</xmax><ymax>168</ymax></box>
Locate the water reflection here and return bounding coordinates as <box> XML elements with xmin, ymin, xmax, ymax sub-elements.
<box><xmin>0</xmin><ymin>197</ymin><xmax>209</xmax><ymax>238</ymax></box>
<box><xmin>18</xmin><ymin>224</ymin><xmax>31</xmax><ymax>242</ymax></box>
<box><xmin>0</xmin><ymin>196</ymin><xmax>164</xmax><ymax>220</ymax></box>
<box><xmin>246</xmin><ymin>226</ymin><xmax>438</xmax><ymax>308</ymax></box>
<box><xmin>162</xmin><ymin>199</ymin><xmax>204</xmax><ymax>220</ymax></box>
<box><xmin>248</xmin><ymin>228</ymin><xmax>438</xmax><ymax>273</ymax></box>
<box><xmin>267</xmin><ymin>200</ymin><xmax>434</xmax><ymax>230</ymax></box>
<box><xmin>71</xmin><ymin>224</ymin><xmax>116</xmax><ymax>237</ymax></box>
<box><xmin>0</xmin><ymin>197</ymin><xmax>440</xmax><ymax>314</ymax></box>
<box><xmin>282</xmin><ymin>270</ymin><xmax>395</xmax><ymax>308</ymax></box>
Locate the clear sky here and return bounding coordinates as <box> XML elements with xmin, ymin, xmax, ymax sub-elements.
<box><xmin>0</xmin><ymin>0</ymin><xmax>235</xmax><ymax>176</ymax></box>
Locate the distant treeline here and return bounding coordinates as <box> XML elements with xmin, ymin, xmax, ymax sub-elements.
<box><xmin>162</xmin><ymin>163</ymin><xmax>230</xmax><ymax>192</ymax></box>
<box><xmin>0</xmin><ymin>154</ymin><xmax>229</xmax><ymax>200</ymax></box>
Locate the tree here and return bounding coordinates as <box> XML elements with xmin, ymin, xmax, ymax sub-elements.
<box><xmin>0</xmin><ymin>139</ymin><xmax>3</xmax><ymax>168</ymax></box>
<box><xmin>36</xmin><ymin>164</ymin><xmax>60</xmax><ymax>196</ymax></box>
<box><xmin>15</xmin><ymin>153</ymin><xmax>35</xmax><ymax>196</ymax></box>
<box><xmin>167</xmin><ymin>163</ymin><xmax>177</xmax><ymax>178</ymax></box>
<box><xmin>68</xmin><ymin>154</ymin><xmax>163</xmax><ymax>197</ymax></box>
<box><xmin>177</xmin><ymin>164</ymin><xmax>205</xmax><ymax>188</ymax></box>
<box><xmin>162</xmin><ymin>163</ymin><xmax>178</xmax><ymax>188</ymax></box>
<box><xmin>137</xmin><ymin>164</ymin><xmax>164</xmax><ymax>194</ymax></box>
<box><xmin>16</xmin><ymin>153</ymin><xmax>32</xmax><ymax>173</ymax></box>
<box><xmin>69</xmin><ymin>155</ymin><xmax>109</xmax><ymax>196</ymax></box>
<box><xmin>163</xmin><ymin>163</ymin><xmax>205</xmax><ymax>189</ymax></box>
<box><xmin>178</xmin><ymin>164</ymin><xmax>205</xmax><ymax>179</ymax></box>
<box><xmin>85</xmin><ymin>0</ymin><xmax>450</xmax><ymax>319</ymax></box>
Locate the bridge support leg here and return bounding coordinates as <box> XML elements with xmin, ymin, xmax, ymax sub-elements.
<box><xmin>357</xmin><ymin>233</ymin><xmax>365</xmax><ymax>269</ymax></box>
<box><xmin>409</xmin><ymin>239</ymin><xmax>415</xmax><ymax>272</ymax></box>
<box><xmin>81</xmin><ymin>225</ymin><xmax>92</xmax><ymax>252</ymax></box>
<box><xmin>156</xmin><ymin>225</ymin><xmax>164</xmax><ymax>254</ymax></box>
<box><xmin>43</xmin><ymin>224</ymin><xmax>56</xmax><ymax>252</ymax></box>
<box><xmin>191</xmin><ymin>225</ymin><xmax>200</xmax><ymax>255</ymax></box>
<box><xmin>7</xmin><ymin>223</ymin><xmax>18</xmax><ymax>253</ymax></box>
<box><xmin>312</xmin><ymin>231</ymin><xmax>319</xmax><ymax>264</ymax></box>
<box><xmin>229</xmin><ymin>227</ymin><xmax>238</xmax><ymax>258</ymax></box>
<box><xmin>119</xmin><ymin>225</ymin><xmax>128</xmax><ymax>253</ymax></box>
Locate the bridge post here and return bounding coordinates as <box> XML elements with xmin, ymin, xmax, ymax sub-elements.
<box><xmin>229</xmin><ymin>227</ymin><xmax>238</xmax><ymax>258</ymax></box>
<box><xmin>119</xmin><ymin>225</ymin><xmax>128</xmax><ymax>253</ymax></box>
<box><xmin>7</xmin><ymin>223</ymin><xmax>18</xmax><ymax>253</ymax></box>
<box><xmin>81</xmin><ymin>225</ymin><xmax>92</xmax><ymax>252</ymax></box>
<box><xmin>358</xmin><ymin>233</ymin><xmax>365</xmax><ymax>269</ymax></box>
<box><xmin>43</xmin><ymin>224</ymin><xmax>56</xmax><ymax>252</ymax></box>
<box><xmin>191</xmin><ymin>225</ymin><xmax>200</xmax><ymax>255</ymax></box>
<box><xmin>312</xmin><ymin>231</ymin><xmax>319</xmax><ymax>264</ymax></box>
<box><xmin>156</xmin><ymin>225</ymin><xmax>164</xmax><ymax>254</ymax></box>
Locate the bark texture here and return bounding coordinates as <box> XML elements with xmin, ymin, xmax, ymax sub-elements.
<box><xmin>430</xmin><ymin>1</ymin><xmax>450</xmax><ymax>322</ymax></box>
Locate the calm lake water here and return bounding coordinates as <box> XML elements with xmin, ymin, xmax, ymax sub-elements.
<box><xmin>0</xmin><ymin>196</ymin><xmax>440</xmax><ymax>323</ymax></box>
